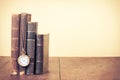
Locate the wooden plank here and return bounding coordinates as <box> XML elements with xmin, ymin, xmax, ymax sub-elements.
<box><xmin>0</xmin><ymin>57</ymin><xmax>60</xmax><ymax>80</ymax></box>
<box><xmin>0</xmin><ymin>57</ymin><xmax>12</xmax><ymax>79</ymax></box>
<box><xmin>45</xmin><ymin>57</ymin><xmax>60</xmax><ymax>80</ymax></box>
<box><xmin>0</xmin><ymin>56</ymin><xmax>11</xmax><ymax>70</ymax></box>
<box><xmin>60</xmin><ymin>57</ymin><xmax>120</xmax><ymax>80</ymax></box>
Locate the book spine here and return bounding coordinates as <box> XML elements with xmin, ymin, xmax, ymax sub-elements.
<box><xmin>19</xmin><ymin>13</ymin><xmax>31</xmax><ymax>75</ymax></box>
<box><xmin>43</xmin><ymin>34</ymin><xmax>49</xmax><ymax>73</ymax></box>
<box><xmin>35</xmin><ymin>35</ymin><xmax>44</xmax><ymax>74</ymax></box>
<box><xmin>25</xmin><ymin>22</ymin><xmax>37</xmax><ymax>75</ymax></box>
<box><xmin>35</xmin><ymin>34</ymin><xmax>49</xmax><ymax>74</ymax></box>
<box><xmin>11</xmin><ymin>14</ymin><xmax>20</xmax><ymax>75</ymax></box>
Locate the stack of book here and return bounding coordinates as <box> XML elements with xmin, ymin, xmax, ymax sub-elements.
<box><xmin>11</xmin><ymin>13</ymin><xmax>49</xmax><ymax>75</ymax></box>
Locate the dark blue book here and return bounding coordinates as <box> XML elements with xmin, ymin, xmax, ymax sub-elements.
<box><xmin>35</xmin><ymin>35</ymin><xmax>43</xmax><ymax>74</ymax></box>
<box><xmin>35</xmin><ymin>34</ymin><xmax>49</xmax><ymax>74</ymax></box>
<box><xmin>25</xmin><ymin>22</ymin><xmax>37</xmax><ymax>75</ymax></box>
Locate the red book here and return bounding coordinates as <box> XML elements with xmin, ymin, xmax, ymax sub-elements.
<box><xmin>11</xmin><ymin>14</ymin><xmax>20</xmax><ymax>75</ymax></box>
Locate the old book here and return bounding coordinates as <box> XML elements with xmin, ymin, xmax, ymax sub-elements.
<box><xmin>35</xmin><ymin>35</ymin><xmax>43</xmax><ymax>74</ymax></box>
<box><xmin>35</xmin><ymin>34</ymin><xmax>49</xmax><ymax>74</ymax></box>
<box><xmin>19</xmin><ymin>13</ymin><xmax>31</xmax><ymax>75</ymax></box>
<box><xmin>43</xmin><ymin>34</ymin><xmax>49</xmax><ymax>73</ymax></box>
<box><xmin>25</xmin><ymin>22</ymin><xmax>37</xmax><ymax>75</ymax></box>
<box><xmin>11</xmin><ymin>14</ymin><xmax>20</xmax><ymax>75</ymax></box>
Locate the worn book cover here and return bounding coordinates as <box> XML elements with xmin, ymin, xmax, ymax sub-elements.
<box><xmin>35</xmin><ymin>34</ymin><xmax>49</xmax><ymax>74</ymax></box>
<box><xmin>35</xmin><ymin>35</ymin><xmax>43</xmax><ymax>74</ymax></box>
<box><xmin>11</xmin><ymin>14</ymin><xmax>20</xmax><ymax>75</ymax></box>
<box><xmin>25</xmin><ymin>22</ymin><xmax>37</xmax><ymax>75</ymax></box>
<box><xmin>19</xmin><ymin>13</ymin><xmax>31</xmax><ymax>75</ymax></box>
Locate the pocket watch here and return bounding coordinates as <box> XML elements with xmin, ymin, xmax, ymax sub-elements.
<box><xmin>18</xmin><ymin>54</ymin><xmax>30</xmax><ymax>67</ymax></box>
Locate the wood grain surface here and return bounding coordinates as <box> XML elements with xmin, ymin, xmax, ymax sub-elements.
<box><xmin>60</xmin><ymin>57</ymin><xmax>120</xmax><ymax>80</ymax></box>
<box><xmin>0</xmin><ymin>57</ymin><xmax>120</xmax><ymax>80</ymax></box>
<box><xmin>0</xmin><ymin>57</ymin><xmax>59</xmax><ymax>80</ymax></box>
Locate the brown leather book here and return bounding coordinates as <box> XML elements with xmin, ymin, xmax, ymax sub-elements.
<box><xmin>19</xmin><ymin>13</ymin><xmax>31</xmax><ymax>75</ymax></box>
<box><xmin>11</xmin><ymin>14</ymin><xmax>20</xmax><ymax>75</ymax></box>
<box><xmin>25</xmin><ymin>22</ymin><xmax>37</xmax><ymax>75</ymax></box>
<box><xmin>35</xmin><ymin>34</ymin><xmax>49</xmax><ymax>74</ymax></box>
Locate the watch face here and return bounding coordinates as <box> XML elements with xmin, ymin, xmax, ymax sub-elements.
<box><xmin>18</xmin><ymin>55</ymin><xmax>30</xmax><ymax>67</ymax></box>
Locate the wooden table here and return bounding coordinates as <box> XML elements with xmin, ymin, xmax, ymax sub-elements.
<box><xmin>0</xmin><ymin>56</ymin><xmax>120</xmax><ymax>80</ymax></box>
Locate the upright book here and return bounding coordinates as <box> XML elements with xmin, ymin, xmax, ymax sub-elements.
<box><xmin>35</xmin><ymin>35</ymin><xmax>43</xmax><ymax>74</ymax></box>
<box><xmin>35</xmin><ymin>34</ymin><xmax>49</xmax><ymax>74</ymax></box>
<box><xmin>11</xmin><ymin>14</ymin><xmax>20</xmax><ymax>75</ymax></box>
<box><xmin>43</xmin><ymin>34</ymin><xmax>49</xmax><ymax>73</ymax></box>
<box><xmin>19</xmin><ymin>13</ymin><xmax>31</xmax><ymax>75</ymax></box>
<box><xmin>25</xmin><ymin>22</ymin><xmax>37</xmax><ymax>75</ymax></box>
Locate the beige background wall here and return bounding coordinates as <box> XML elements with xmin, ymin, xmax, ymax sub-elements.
<box><xmin>0</xmin><ymin>0</ymin><xmax>120</xmax><ymax>57</ymax></box>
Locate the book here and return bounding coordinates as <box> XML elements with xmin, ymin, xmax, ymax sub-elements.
<box><xmin>25</xmin><ymin>22</ymin><xmax>37</xmax><ymax>75</ymax></box>
<box><xmin>35</xmin><ymin>34</ymin><xmax>49</xmax><ymax>74</ymax></box>
<box><xmin>35</xmin><ymin>35</ymin><xmax>43</xmax><ymax>74</ymax></box>
<box><xmin>43</xmin><ymin>34</ymin><xmax>49</xmax><ymax>73</ymax></box>
<box><xmin>19</xmin><ymin>13</ymin><xmax>31</xmax><ymax>75</ymax></box>
<box><xmin>11</xmin><ymin>14</ymin><xmax>20</xmax><ymax>75</ymax></box>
